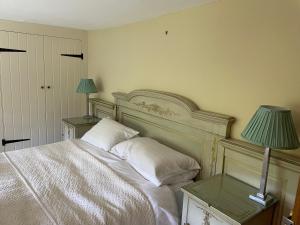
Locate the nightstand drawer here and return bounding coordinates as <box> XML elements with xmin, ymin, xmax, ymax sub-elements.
<box><xmin>186</xmin><ymin>198</ymin><xmax>209</xmax><ymax>225</ymax></box>
<box><xmin>63</xmin><ymin>123</ymin><xmax>75</xmax><ymax>140</ymax></box>
<box><xmin>186</xmin><ymin>198</ymin><xmax>228</xmax><ymax>225</ymax></box>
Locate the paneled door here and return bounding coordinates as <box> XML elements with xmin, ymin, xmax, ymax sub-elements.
<box><xmin>0</xmin><ymin>31</ymin><xmax>46</xmax><ymax>151</ymax></box>
<box><xmin>0</xmin><ymin>32</ymin><xmax>85</xmax><ymax>152</ymax></box>
<box><xmin>44</xmin><ymin>37</ymin><xmax>85</xmax><ymax>144</ymax></box>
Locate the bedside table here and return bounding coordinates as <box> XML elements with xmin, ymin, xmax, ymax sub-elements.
<box><xmin>181</xmin><ymin>174</ymin><xmax>278</xmax><ymax>225</ymax></box>
<box><xmin>62</xmin><ymin>117</ymin><xmax>101</xmax><ymax>140</ymax></box>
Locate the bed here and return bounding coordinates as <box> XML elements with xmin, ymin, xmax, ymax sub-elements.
<box><xmin>0</xmin><ymin>89</ymin><xmax>234</xmax><ymax>225</ymax></box>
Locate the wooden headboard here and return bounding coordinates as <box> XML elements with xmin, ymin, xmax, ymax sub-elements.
<box><xmin>90</xmin><ymin>89</ymin><xmax>300</xmax><ymax>224</ymax></box>
<box><xmin>91</xmin><ymin>89</ymin><xmax>235</xmax><ymax>179</ymax></box>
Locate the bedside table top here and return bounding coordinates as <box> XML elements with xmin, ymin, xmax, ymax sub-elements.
<box><xmin>181</xmin><ymin>174</ymin><xmax>278</xmax><ymax>224</ymax></box>
<box><xmin>62</xmin><ymin>117</ymin><xmax>101</xmax><ymax>126</ymax></box>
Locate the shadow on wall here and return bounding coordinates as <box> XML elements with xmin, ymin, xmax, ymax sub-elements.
<box><xmin>93</xmin><ymin>76</ymin><xmax>103</xmax><ymax>98</ymax></box>
<box><xmin>290</xmin><ymin>103</ymin><xmax>300</xmax><ymax>141</ymax></box>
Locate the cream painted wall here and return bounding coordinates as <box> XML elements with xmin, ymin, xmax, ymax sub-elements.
<box><xmin>88</xmin><ymin>0</ymin><xmax>300</xmax><ymax>156</ymax></box>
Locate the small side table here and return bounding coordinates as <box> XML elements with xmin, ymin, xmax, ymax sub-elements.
<box><xmin>62</xmin><ymin>117</ymin><xmax>100</xmax><ymax>140</ymax></box>
<box><xmin>181</xmin><ymin>174</ymin><xmax>278</xmax><ymax>225</ymax></box>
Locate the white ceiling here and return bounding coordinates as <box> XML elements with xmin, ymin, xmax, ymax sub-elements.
<box><xmin>0</xmin><ymin>0</ymin><xmax>215</xmax><ymax>30</ymax></box>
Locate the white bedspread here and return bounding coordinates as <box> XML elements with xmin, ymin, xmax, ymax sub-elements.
<box><xmin>74</xmin><ymin>140</ymin><xmax>179</xmax><ymax>225</ymax></box>
<box><xmin>0</xmin><ymin>140</ymin><xmax>157</xmax><ymax>225</ymax></box>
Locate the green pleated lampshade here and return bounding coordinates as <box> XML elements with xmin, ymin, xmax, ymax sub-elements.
<box><xmin>76</xmin><ymin>79</ymin><xmax>97</xmax><ymax>93</ymax></box>
<box><xmin>241</xmin><ymin>105</ymin><xmax>299</xmax><ymax>150</ymax></box>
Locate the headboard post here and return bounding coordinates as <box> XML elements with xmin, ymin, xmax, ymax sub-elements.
<box><xmin>89</xmin><ymin>98</ymin><xmax>115</xmax><ymax>119</ymax></box>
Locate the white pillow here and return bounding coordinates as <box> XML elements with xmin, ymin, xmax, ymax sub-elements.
<box><xmin>163</xmin><ymin>170</ymin><xmax>199</xmax><ymax>185</ymax></box>
<box><xmin>110</xmin><ymin>137</ymin><xmax>200</xmax><ymax>186</ymax></box>
<box><xmin>81</xmin><ymin>118</ymin><xmax>139</xmax><ymax>151</ymax></box>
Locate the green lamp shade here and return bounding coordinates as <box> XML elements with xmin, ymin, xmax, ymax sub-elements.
<box><xmin>76</xmin><ymin>79</ymin><xmax>97</xmax><ymax>93</ymax></box>
<box><xmin>241</xmin><ymin>105</ymin><xmax>299</xmax><ymax>150</ymax></box>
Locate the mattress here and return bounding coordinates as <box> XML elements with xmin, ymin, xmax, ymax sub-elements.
<box><xmin>0</xmin><ymin>139</ymin><xmax>180</xmax><ymax>225</ymax></box>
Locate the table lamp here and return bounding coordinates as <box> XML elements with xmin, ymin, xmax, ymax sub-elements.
<box><xmin>241</xmin><ymin>105</ymin><xmax>299</xmax><ymax>206</ymax></box>
<box><xmin>76</xmin><ymin>78</ymin><xmax>97</xmax><ymax>117</ymax></box>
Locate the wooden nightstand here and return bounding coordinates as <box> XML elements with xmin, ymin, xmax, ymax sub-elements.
<box><xmin>62</xmin><ymin>117</ymin><xmax>101</xmax><ymax>140</ymax></box>
<box><xmin>181</xmin><ymin>174</ymin><xmax>278</xmax><ymax>225</ymax></box>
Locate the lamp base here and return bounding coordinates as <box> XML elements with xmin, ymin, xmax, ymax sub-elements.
<box><xmin>249</xmin><ymin>193</ymin><xmax>274</xmax><ymax>206</ymax></box>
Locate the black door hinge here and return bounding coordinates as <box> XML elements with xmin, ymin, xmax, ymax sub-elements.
<box><xmin>61</xmin><ymin>53</ymin><xmax>83</xmax><ymax>60</ymax></box>
<box><xmin>0</xmin><ymin>48</ymin><xmax>26</xmax><ymax>53</ymax></box>
<box><xmin>2</xmin><ymin>138</ymin><xmax>30</xmax><ymax>146</ymax></box>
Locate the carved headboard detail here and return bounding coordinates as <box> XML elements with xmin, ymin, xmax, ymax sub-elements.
<box><xmin>112</xmin><ymin>89</ymin><xmax>235</xmax><ymax>179</ymax></box>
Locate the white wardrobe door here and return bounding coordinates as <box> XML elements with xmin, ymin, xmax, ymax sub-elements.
<box><xmin>0</xmin><ymin>31</ymin><xmax>46</xmax><ymax>151</ymax></box>
<box><xmin>44</xmin><ymin>37</ymin><xmax>85</xmax><ymax>143</ymax></box>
